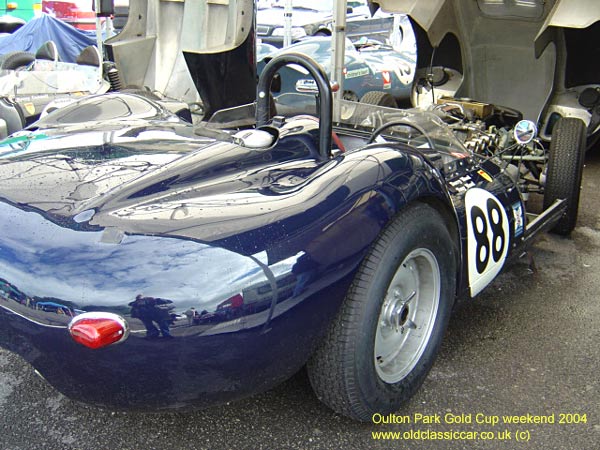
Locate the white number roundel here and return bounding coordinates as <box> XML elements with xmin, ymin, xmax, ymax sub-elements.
<box><xmin>465</xmin><ymin>188</ymin><xmax>509</xmax><ymax>297</ymax></box>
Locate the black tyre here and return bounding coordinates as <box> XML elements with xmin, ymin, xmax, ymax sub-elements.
<box><xmin>543</xmin><ymin>117</ymin><xmax>586</xmax><ymax>235</ymax></box>
<box><xmin>360</xmin><ymin>90</ymin><xmax>397</xmax><ymax>108</ymax></box>
<box><xmin>347</xmin><ymin>91</ymin><xmax>397</xmax><ymax>128</ymax></box>
<box><xmin>307</xmin><ymin>203</ymin><xmax>456</xmax><ymax>421</ymax></box>
<box><xmin>0</xmin><ymin>51</ymin><xmax>35</xmax><ymax>70</ymax></box>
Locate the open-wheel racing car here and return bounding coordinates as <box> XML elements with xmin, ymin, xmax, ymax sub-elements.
<box><xmin>0</xmin><ymin>0</ymin><xmax>585</xmax><ymax>421</ymax></box>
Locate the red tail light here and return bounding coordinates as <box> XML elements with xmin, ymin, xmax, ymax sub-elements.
<box><xmin>68</xmin><ymin>312</ymin><xmax>129</xmax><ymax>349</ymax></box>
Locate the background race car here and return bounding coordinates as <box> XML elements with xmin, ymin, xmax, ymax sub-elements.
<box><xmin>0</xmin><ymin>14</ymin><xmax>108</xmax><ymax>139</ymax></box>
<box><xmin>258</xmin><ymin>36</ymin><xmax>416</xmax><ymax>114</ymax></box>
<box><xmin>257</xmin><ymin>0</ymin><xmax>392</xmax><ymax>47</ymax></box>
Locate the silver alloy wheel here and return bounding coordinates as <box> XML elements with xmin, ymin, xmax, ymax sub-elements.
<box><xmin>374</xmin><ymin>248</ymin><xmax>441</xmax><ymax>383</ymax></box>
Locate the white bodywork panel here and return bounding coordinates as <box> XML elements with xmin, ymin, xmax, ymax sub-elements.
<box><xmin>370</xmin><ymin>0</ymin><xmax>599</xmax><ymax>123</ymax></box>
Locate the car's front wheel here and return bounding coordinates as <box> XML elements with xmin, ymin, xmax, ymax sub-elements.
<box><xmin>543</xmin><ymin>117</ymin><xmax>586</xmax><ymax>235</ymax></box>
<box><xmin>307</xmin><ymin>203</ymin><xmax>456</xmax><ymax>421</ymax></box>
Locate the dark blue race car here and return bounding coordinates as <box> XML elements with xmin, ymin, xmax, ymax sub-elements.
<box><xmin>0</xmin><ymin>0</ymin><xmax>585</xmax><ymax>421</ymax></box>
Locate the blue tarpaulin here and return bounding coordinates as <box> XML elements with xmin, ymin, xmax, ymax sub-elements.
<box><xmin>0</xmin><ymin>14</ymin><xmax>96</xmax><ymax>63</ymax></box>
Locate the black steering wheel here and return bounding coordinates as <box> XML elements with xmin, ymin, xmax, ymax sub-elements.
<box><xmin>256</xmin><ymin>52</ymin><xmax>333</xmax><ymax>160</ymax></box>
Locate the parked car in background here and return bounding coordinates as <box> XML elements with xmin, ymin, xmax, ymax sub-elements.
<box><xmin>258</xmin><ymin>36</ymin><xmax>416</xmax><ymax>110</ymax></box>
<box><xmin>0</xmin><ymin>14</ymin><xmax>110</xmax><ymax>138</ymax></box>
<box><xmin>257</xmin><ymin>0</ymin><xmax>394</xmax><ymax>47</ymax></box>
<box><xmin>36</xmin><ymin>301</ymin><xmax>74</xmax><ymax>316</ymax></box>
<box><xmin>0</xmin><ymin>42</ymin><xmax>107</xmax><ymax>139</ymax></box>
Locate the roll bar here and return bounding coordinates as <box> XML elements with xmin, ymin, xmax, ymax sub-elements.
<box><xmin>256</xmin><ymin>52</ymin><xmax>333</xmax><ymax>159</ymax></box>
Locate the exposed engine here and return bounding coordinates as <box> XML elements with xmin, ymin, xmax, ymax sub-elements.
<box><xmin>429</xmin><ymin>97</ymin><xmax>548</xmax><ymax>195</ymax></box>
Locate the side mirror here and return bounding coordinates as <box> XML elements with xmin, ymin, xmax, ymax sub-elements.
<box><xmin>347</xmin><ymin>7</ymin><xmax>353</xmax><ymax>13</ymax></box>
<box><xmin>93</xmin><ymin>0</ymin><xmax>114</xmax><ymax>17</ymax></box>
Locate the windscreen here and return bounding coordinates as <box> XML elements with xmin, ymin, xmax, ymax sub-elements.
<box><xmin>338</xmin><ymin>99</ymin><xmax>469</xmax><ymax>154</ymax></box>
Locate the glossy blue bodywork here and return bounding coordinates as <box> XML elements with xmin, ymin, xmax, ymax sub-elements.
<box><xmin>0</xmin><ymin>91</ymin><xmax>528</xmax><ymax>410</ymax></box>
<box><xmin>0</xmin><ymin>92</ymin><xmax>465</xmax><ymax>409</ymax></box>
<box><xmin>0</xmin><ymin>200</ymin><xmax>356</xmax><ymax>408</ymax></box>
